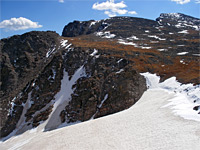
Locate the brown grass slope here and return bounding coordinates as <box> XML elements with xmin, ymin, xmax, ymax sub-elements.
<box><xmin>63</xmin><ymin>35</ymin><xmax>200</xmax><ymax>84</ymax></box>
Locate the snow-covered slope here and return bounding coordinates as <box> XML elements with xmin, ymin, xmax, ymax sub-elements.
<box><xmin>142</xmin><ymin>73</ymin><xmax>200</xmax><ymax>121</ymax></box>
<box><xmin>1</xmin><ymin>73</ymin><xmax>199</xmax><ymax>150</ymax></box>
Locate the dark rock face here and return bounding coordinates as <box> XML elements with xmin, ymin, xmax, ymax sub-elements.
<box><xmin>62</xmin><ymin>17</ymin><xmax>158</xmax><ymax>38</ymax></box>
<box><xmin>61</xmin><ymin>48</ymin><xmax>146</xmax><ymax>123</ymax></box>
<box><xmin>62</xmin><ymin>20</ymin><xmax>109</xmax><ymax>37</ymax></box>
<box><xmin>0</xmin><ymin>31</ymin><xmax>61</xmax><ymax>137</ymax></box>
<box><xmin>0</xmin><ymin>31</ymin><xmax>146</xmax><ymax>138</ymax></box>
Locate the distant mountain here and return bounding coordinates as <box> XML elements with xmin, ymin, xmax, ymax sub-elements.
<box><xmin>62</xmin><ymin>13</ymin><xmax>200</xmax><ymax>35</ymax></box>
<box><xmin>62</xmin><ymin>13</ymin><xmax>199</xmax><ymax>58</ymax></box>
<box><xmin>156</xmin><ymin>13</ymin><xmax>200</xmax><ymax>30</ymax></box>
<box><xmin>0</xmin><ymin>13</ymin><xmax>199</xmax><ymax>139</ymax></box>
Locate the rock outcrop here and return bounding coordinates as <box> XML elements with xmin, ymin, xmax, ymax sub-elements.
<box><xmin>0</xmin><ymin>31</ymin><xmax>60</xmax><ymax>137</ymax></box>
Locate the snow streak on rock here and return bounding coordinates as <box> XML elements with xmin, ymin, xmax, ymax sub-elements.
<box><xmin>1</xmin><ymin>91</ymin><xmax>33</xmax><ymax>141</ymax></box>
<box><xmin>90</xmin><ymin>49</ymin><xmax>98</xmax><ymax>56</ymax></box>
<box><xmin>90</xmin><ymin>94</ymin><xmax>109</xmax><ymax>120</ymax></box>
<box><xmin>60</xmin><ymin>39</ymin><xmax>72</xmax><ymax>49</ymax></box>
<box><xmin>44</xmin><ymin>65</ymin><xmax>87</xmax><ymax>131</ymax></box>
<box><xmin>95</xmin><ymin>31</ymin><xmax>116</xmax><ymax>38</ymax></box>
<box><xmin>46</xmin><ymin>47</ymin><xmax>56</xmax><ymax>58</ymax></box>
<box><xmin>177</xmin><ymin>52</ymin><xmax>188</xmax><ymax>55</ymax></box>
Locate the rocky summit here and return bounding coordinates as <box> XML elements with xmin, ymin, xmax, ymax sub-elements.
<box><xmin>0</xmin><ymin>13</ymin><xmax>199</xmax><ymax>139</ymax></box>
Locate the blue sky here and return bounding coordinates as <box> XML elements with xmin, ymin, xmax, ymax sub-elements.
<box><xmin>0</xmin><ymin>0</ymin><xmax>199</xmax><ymax>39</ymax></box>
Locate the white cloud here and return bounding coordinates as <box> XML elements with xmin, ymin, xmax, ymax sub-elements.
<box><xmin>171</xmin><ymin>0</ymin><xmax>190</xmax><ymax>4</ymax></box>
<box><xmin>58</xmin><ymin>0</ymin><xmax>64</xmax><ymax>3</ymax></box>
<box><xmin>195</xmin><ymin>0</ymin><xmax>200</xmax><ymax>3</ymax></box>
<box><xmin>92</xmin><ymin>0</ymin><xmax>137</xmax><ymax>17</ymax></box>
<box><xmin>0</xmin><ymin>17</ymin><xmax>42</xmax><ymax>31</ymax></box>
<box><xmin>104</xmin><ymin>11</ymin><xmax>116</xmax><ymax>17</ymax></box>
<box><xmin>128</xmin><ymin>11</ymin><xmax>137</xmax><ymax>15</ymax></box>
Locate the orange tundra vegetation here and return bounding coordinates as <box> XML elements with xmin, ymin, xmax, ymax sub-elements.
<box><xmin>63</xmin><ymin>36</ymin><xmax>200</xmax><ymax>84</ymax></box>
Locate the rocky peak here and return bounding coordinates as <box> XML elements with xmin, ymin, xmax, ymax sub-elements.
<box><xmin>61</xmin><ymin>19</ymin><xmax>108</xmax><ymax>37</ymax></box>
<box><xmin>156</xmin><ymin>13</ymin><xmax>200</xmax><ymax>30</ymax></box>
<box><xmin>62</xmin><ymin>16</ymin><xmax>157</xmax><ymax>38</ymax></box>
<box><xmin>62</xmin><ymin>13</ymin><xmax>200</xmax><ymax>40</ymax></box>
<box><xmin>159</xmin><ymin>13</ymin><xmax>183</xmax><ymax>19</ymax></box>
<box><xmin>158</xmin><ymin>13</ymin><xmax>199</xmax><ymax>21</ymax></box>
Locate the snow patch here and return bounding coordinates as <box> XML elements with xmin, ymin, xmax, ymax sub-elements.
<box><xmin>117</xmin><ymin>59</ymin><xmax>123</xmax><ymax>63</ymax></box>
<box><xmin>126</xmin><ymin>35</ymin><xmax>139</xmax><ymax>40</ymax></box>
<box><xmin>148</xmin><ymin>35</ymin><xmax>166</xmax><ymax>40</ymax></box>
<box><xmin>150</xmin><ymin>41</ymin><xmax>159</xmax><ymax>43</ymax></box>
<box><xmin>96</xmin><ymin>31</ymin><xmax>116</xmax><ymax>38</ymax></box>
<box><xmin>177</xmin><ymin>52</ymin><xmax>188</xmax><ymax>55</ymax></box>
<box><xmin>90</xmin><ymin>49</ymin><xmax>98</xmax><ymax>56</ymax></box>
<box><xmin>60</xmin><ymin>39</ymin><xmax>72</xmax><ymax>49</ymax></box>
<box><xmin>91</xmin><ymin>94</ymin><xmax>109</xmax><ymax>119</ymax></box>
<box><xmin>118</xmin><ymin>39</ymin><xmax>151</xmax><ymax>49</ymax></box>
<box><xmin>157</xmin><ymin>49</ymin><xmax>167</xmax><ymax>51</ymax></box>
<box><xmin>98</xmin><ymin>94</ymin><xmax>108</xmax><ymax>109</ymax></box>
<box><xmin>180</xmin><ymin>60</ymin><xmax>186</xmax><ymax>64</ymax></box>
<box><xmin>192</xmin><ymin>54</ymin><xmax>200</xmax><ymax>57</ymax></box>
<box><xmin>174</xmin><ymin>21</ymin><xmax>199</xmax><ymax>31</ymax></box>
<box><xmin>60</xmin><ymin>40</ymin><xmax>68</xmax><ymax>47</ymax></box>
<box><xmin>140</xmin><ymin>46</ymin><xmax>151</xmax><ymax>49</ymax></box>
<box><xmin>175</xmin><ymin>23</ymin><xmax>182</xmax><ymax>28</ymax></box>
<box><xmin>89</xmin><ymin>20</ymin><xmax>99</xmax><ymax>27</ymax></box>
<box><xmin>48</xmin><ymin>68</ymin><xmax>57</xmax><ymax>81</ymax></box>
<box><xmin>46</xmin><ymin>47</ymin><xmax>56</xmax><ymax>58</ymax></box>
<box><xmin>118</xmin><ymin>39</ymin><xmax>137</xmax><ymax>47</ymax></box>
<box><xmin>178</xmin><ymin>30</ymin><xmax>188</xmax><ymax>34</ymax></box>
<box><xmin>8</xmin><ymin>97</ymin><xmax>16</xmax><ymax>116</ymax></box>
<box><xmin>118</xmin><ymin>41</ymin><xmax>137</xmax><ymax>46</ymax></box>
<box><xmin>167</xmin><ymin>13</ymin><xmax>181</xmax><ymax>18</ymax></box>
<box><xmin>116</xmin><ymin>69</ymin><xmax>124</xmax><ymax>74</ymax></box>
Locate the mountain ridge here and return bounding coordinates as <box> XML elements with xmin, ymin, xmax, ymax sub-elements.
<box><xmin>62</xmin><ymin>13</ymin><xmax>200</xmax><ymax>37</ymax></box>
<box><xmin>0</xmin><ymin>13</ymin><xmax>199</xmax><ymax>139</ymax></box>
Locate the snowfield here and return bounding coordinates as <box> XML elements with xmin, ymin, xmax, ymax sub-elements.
<box><xmin>0</xmin><ymin>73</ymin><xmax>200</xmax><ymax>150</ymax></box>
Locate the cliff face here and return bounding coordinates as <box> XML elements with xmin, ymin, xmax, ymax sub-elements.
<box><xmin>0</xmin><ymin>32</ymin><xmax>146</xmax><ymax>138</ymax></box>
<box><xmin>0</xmin><ymin>31</ymin><xmax>61</xmax><ymax>136</ymax></box>
<box><xmin>1</xmin><ymin>13</ymin><xmax>199</xmax><ymax>139</ymax></box>
<box><xmin>61</xmin><ymin>48</ymin><xmax>146</xmax><ymax>124</ymax></box>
